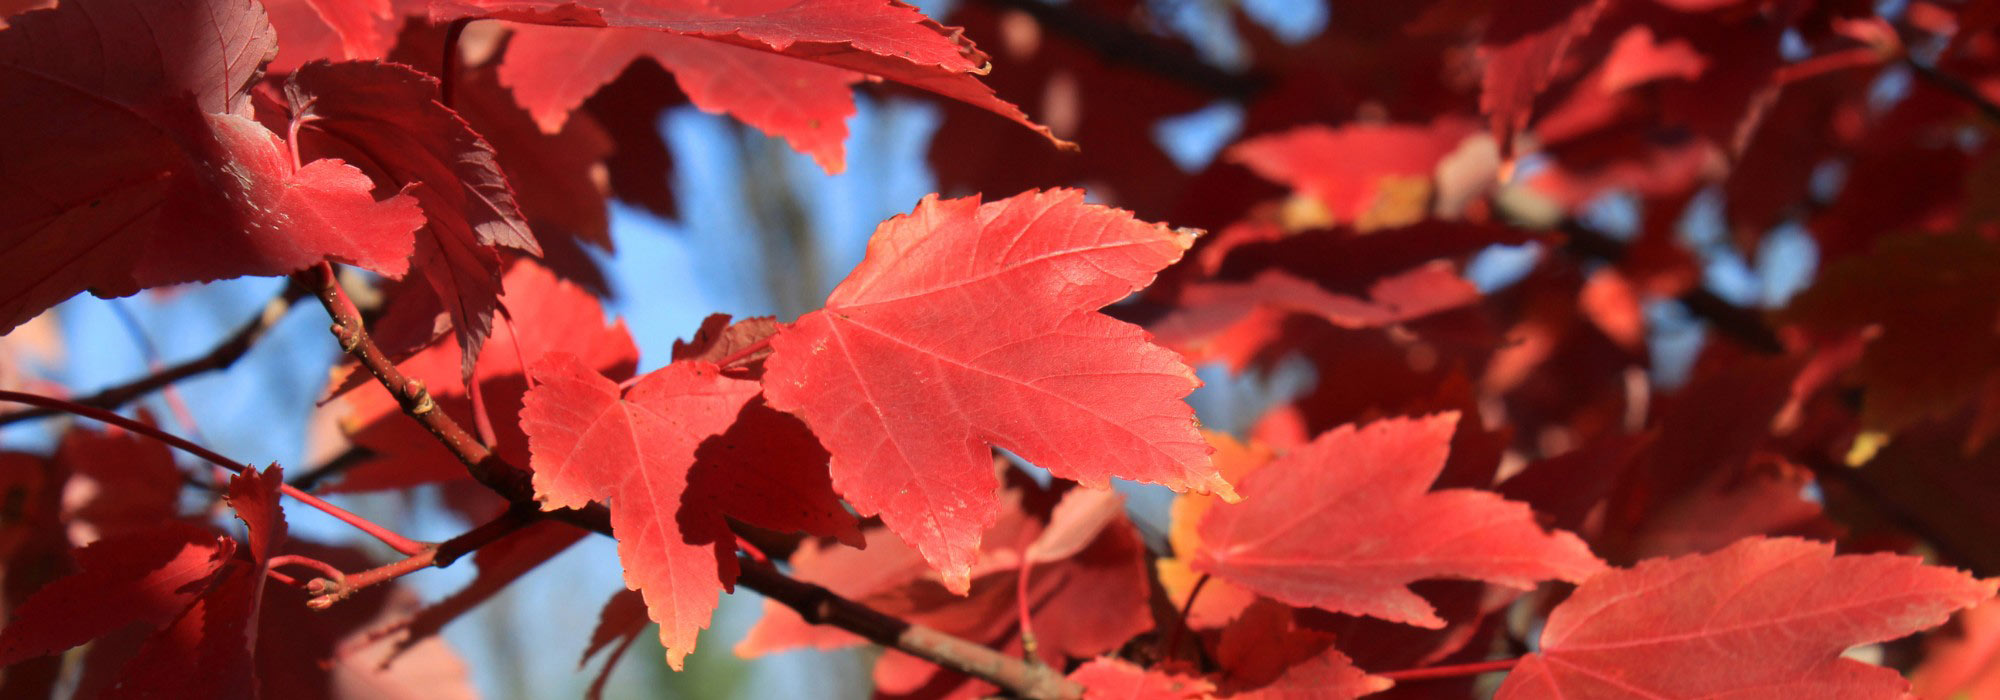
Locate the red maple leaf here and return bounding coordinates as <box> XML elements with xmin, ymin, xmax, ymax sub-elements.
<box><xmin>761</xmin><ymin>188</ymin><xmax>1233</xmax><ymax>592</ymax></box>
<box><xmin>286</xmin><ymin>59</ymin><xmax>542</xmax><ymax>380</ymax></box>
<box><xmin>1227</xmin><ymin>120</ymin><xmax>1477</xmax><ymax>230</ymax></box>
<box><xmin>433</xmin><ymin>0</ymin><xmax>1068</xmax><ymax>148</ymax></box>
<box><xmin>500</xmin><ymin>25</ymin><xmax>862</xmax><ymax>172</ymax></box>
<box><xmin>520</xmin><ymin>352</ymin><xmax>854</xmax><ymax>668</ymax></box>
<box><xmin>0</xmin><ymin>466</ymin><xmax>289</xmax><ymax>697</ymax></box>
<box><xmin>1194</xmin><ymin>413</ymin><xmax>1604</xmax><ymax>628</ymax></box>
<box><xmin>1497</xmin><ymin>537</ymin><xmax>1997</xmax><ymax>698</ymax></box>
<box><xmin>1479</xmin><ymin>0</ymin><xmax>1608</xmax><ymax>153</ymax></box>
<box><xmin>0</xmin><ymin>0</ymin><xmax>425</xmax><ymax>334</ymax></box>
<box><xmin>0</xmin><ymin>523</ymin><xmax>236</xmax><ymax>667</ymax></box>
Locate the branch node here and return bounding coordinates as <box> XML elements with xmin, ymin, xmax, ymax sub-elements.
<box><xmin>333</xmin><ymin>322</ymin><xmax>361</xmax><ymax>353</ymax></box>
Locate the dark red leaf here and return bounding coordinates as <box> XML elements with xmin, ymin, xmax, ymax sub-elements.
<box><xmin>287</xmin><ymin>59</ymin><xmax>541</xmax><ymax>380</ymax></box>
<box><xmin>0</xmin><ymin>523</ymin><xmax>233</xmax><ymax>666</ymax></box>
<box><xmin>0</xmin><ymin>0</ymin><xmax>425</xmax><ymax>333</ymax></box>
<box><xmin>1194</xmin><ymin>413</ymin><xmax>1604</xmax><ymax>628</ymax></box>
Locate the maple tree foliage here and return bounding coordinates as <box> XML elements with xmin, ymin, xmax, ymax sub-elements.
<box><xmin>7</xmin><ymin>0</ymin><xmax>2000</xmax><ymax>697</ymax></box>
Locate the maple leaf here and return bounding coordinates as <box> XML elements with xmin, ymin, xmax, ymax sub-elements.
<box><xmin>1228</xmin><ymin>120</ymin><xmax>1477</xmax><ymax>231</ymax></box>
<box><xmin>433</xmin><ymin>0</ymin><xmax>1069</xmax><ymax>148</ymax></box>
<box><xmin>286</xmin><ymin>59</ymin><xmax>542</xmax><ymax>381</ymax></box>
<box><xmin>1479</xmin><ymin>0</ymin><xmax>1607</xmax><ymax>153</ymax></box>
<box><xmin>0</xmin><ymin>523</ymin><xmax>235</xmax><ymax>666</ymax></box>
<box><xmin>1497</xmin><ymin>537</ymin><xmax>1998</xmax><ymax>699</ymax></box>
<box><xmin>0</xmin><ymin>465</ymin><xmax>288</xmax><ymax>697</ymax></box>
<box><xmin>1150</xmin><ymin>263</ymin><xmax>1480</xmax><ymax>367</ymax></box>
<box><xmin>501</xmin><ymin>25</ymin><xmax>862</xmax><ymax>173</ymax></box>
<box><xmin>761</xmin><ymin>188</ymin><xmax>1231</xmax><ymax>593</ymax></box>
<box><xmin>55</xmin><ymin>424</ymin><xmax>184</xmax><ymax>545</ymax></box>
<box><xmin>0</xmin><ymin>0</ymin><xmax>426</xmax><ymax>334</ymax></box>
<box><xmin>1193</xmin><ymin>413</ymin><xmax>1604</xmax><ymax>628</ymax></box>
<box><xmin>263</xmin><ymin>0</ymin><xmax>402</xmax><ymax>73</ymax></box>
<box><xmin>521</xmin><ymin>352</ymin><xmax>854</xmax><ymax>668</ymax></box>
<box><xmin>1068</xmin><ymin>657</ymin><xmax>1214</xmax><ymax>700</ymax></box>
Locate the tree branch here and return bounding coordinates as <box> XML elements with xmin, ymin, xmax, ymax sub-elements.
<box><xmin>971</xmin><ymin>0</ymin><xmax>1263</xmax><ymax>100</ymax></box>
<box><xmin>296</xmin><ymin>263</ymin><xmax>1084</xmax><ymax>699</ymax></box>
<box><xmin>0</xmin><ymin>286</ymin><xmax>304</xmax><ymax>427</ymax></box>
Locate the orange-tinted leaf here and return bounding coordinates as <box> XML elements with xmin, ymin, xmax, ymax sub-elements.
<box><xmin>1914</xmin><ymin>599</ymin><xmax>2000</xmax><ymax>699</ymax></box>
<box><xmin>1598</xmin><ymin>25</ymin><xmax>1708</xmax><ymax>93</ymax></box>
<box><xmin>1228</xmin><ymin>121</ymin><xmax>1476</xmax><ymax>229</ymax></box>
<box><xmin>1069</xmin><ymin>657</ymin><xmax>1214</xmax><ymax>700</ymax></box>
<box><xmin>1194</xmin><ymin>413</ymin><xmax>1604</xmax><ymax>628</ymax></box>
<box><xmin>1497</xmin><ymin>537</ymin><xmax>1997</xmax><ymax>699</ymax></box>
<box><xmin>1229</xmin><ymin>649</ymin><xmax>1392</xmax><ymax>699</ymax></box>
<box><xmin>263</xmin><ymin>0</ymin><xmax>401</xmax><ymax>72</ymax></box>
<box><xmin>763</xmin><ymin>188</ymin><xmax>1229</xmax><ymax>593</ymax></box>
<box><xmin>672</xmin><ymin>313</ymin><xmax>781</xmax><ymax>369</ymax></box>
<box><xmin>1152</xmin><ymin>264</ymin><xmax>1480</xmax><ymax>365</ymax></box>
<box><xmin>1159</xmin><ymin>432</ymin><xmax>1268</xmax><ymax>628</ymax></box>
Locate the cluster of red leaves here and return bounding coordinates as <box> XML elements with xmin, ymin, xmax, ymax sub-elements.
<box><xmin>0</xmin><ymin>433</ymin><xmax>474</xmax><ymax>698</ymax></box>
<box><xmin>6</xmin><ymin>0</ymin><xmax>2000</xmax><ymax>697</ymax></box>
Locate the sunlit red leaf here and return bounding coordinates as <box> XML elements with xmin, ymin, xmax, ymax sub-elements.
<box><xmin>1497</xmin><ymin>537</ymin><xmax>1997</xmax><ymax>699</ymax></box>
<box><xmin>501</xmin><ymin>25</ymin><xmax>862</xmax><ymax>172</ymax></box>
<box><xmin>763</xmin><ymin>188</ymin><xmax>1230</xmax><ymax>593</ymax></box>
<box><xmin>518</xmin><ymin>354</ymin><xmax>747</xmax><ymax>669</ymax></box>
<box><xmin>1228</xmin><ymin>120</ymin><xmax>1476</xmax><ymax>230</ymax></box>
<box><xmin>433</xmin><ymin>0</ymin><xmax>1067</xmax><ymax>148</ymax></box>
<box><xmin>1194</xmin><ymin>413</ymin><xmax>1604</xmax><ymax>628</ymax></box>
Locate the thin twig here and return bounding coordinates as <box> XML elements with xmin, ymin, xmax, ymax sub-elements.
<box><xmin>287</xmin><ymin>445</ymin><xmax>380</xmax><ymax>491</ymax></box>
<box><xmin>1376</xmin><ymin>658</ymin><xmax>1519</xmax><ymax>682</ymax></box>
<box><xmin>308</xmin><ymin>548</ymin><xmax>438</xmax><ymax>609</ymax></box>
<box><xmin>1161</xmin><ymin>572</ymin><xmax>1211</xmax><ymax>663</ymax></box>
<box><xmin>1904</xmin><ymin>57</ymin><xmax>2000</xmax><ymax>126</ymax></box>
<box><xmin>0</xmin><ymin>287</ymin><xmax>304</xmax><ymax>427</ymax></box>
<box><xmin>0</xmin><ymin>390</ymin><xmax>427</xmax><ymax>556</ymax></box>
<box><xmin>971</xmin><ymin>0</ymin><xmax>1263</xmax><ymax>100</ymax></box>
<box><xmin>296</xmin><ymin>264</ymin><xmax>1084</xmax><ymax>699</ymax></box>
